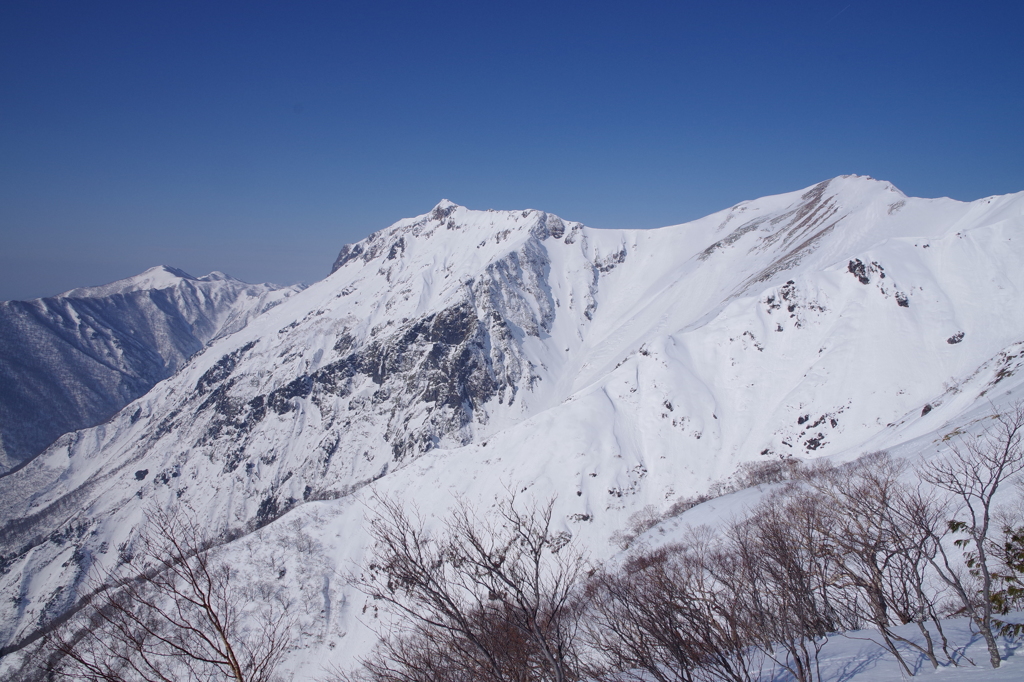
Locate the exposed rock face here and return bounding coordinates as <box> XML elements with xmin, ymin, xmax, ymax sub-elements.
<box><xmin>0</xmin><ymin>267</ymin><xmax>300</xmax><ymax>472</ymax></box>
<box><xmin>3</xmin><ymin>177</ymin><xmax>1024</xmax><ymax>676</ymax></box>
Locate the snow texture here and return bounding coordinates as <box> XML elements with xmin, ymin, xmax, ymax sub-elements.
<box><xmin>2</xmin><ymin>176</ymin><xmax>1024</xmax><ymax>678</ymax></box>
<box><xmin>0</xmin><ymin>266</ymin><xmax>301</xmax><ymax>472</ymax></box>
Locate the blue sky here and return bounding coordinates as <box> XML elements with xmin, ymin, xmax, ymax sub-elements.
<box><xmin>1</xmin><ymin>1</ymin><xmax>1022</xmax><ymax>300</ymax></box>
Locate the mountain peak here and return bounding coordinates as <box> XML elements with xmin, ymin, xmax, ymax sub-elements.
<box><xmin>4</xmin><ymin>179</ymin><xmax>1024</xmax><ymax>677</ymax></box>
<box><xmin>149</xmin><ymin>265</ymin><xmax>195</xmax><ymax>279</ymax></box>
<box><xmin>59</xmin><ymin>265</ymin><xmax>196</xmax><ymax>299</ymax></box>
<box><xmin>196</xmin><ymin>271</ymin><xmax>238</xmax><ymax>283</ymax></box>
<box><xmin>827</xmin><ymin>174</ymin><xmax>907</xmax><ymax>198</ymax></box>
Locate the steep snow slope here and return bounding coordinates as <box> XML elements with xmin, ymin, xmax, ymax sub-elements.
<box><xmin>2</xmin><ymin>176</ymin><xmax>1024</xmax><ymax>676</ymax></box>
<box><xmin>0</xmin><ymin>267</ymin><xmax>301</xmax><ymax>472</ymax></box>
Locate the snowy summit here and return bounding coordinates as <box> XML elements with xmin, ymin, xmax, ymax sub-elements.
<box><xmin>2</xmin><ymin>176</ymin><xmax>1024</xmax><ymax>679</ymax></box>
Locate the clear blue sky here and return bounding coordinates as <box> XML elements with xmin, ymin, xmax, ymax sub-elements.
<box><xmin>1</xmin><ymin>1</ymin><xmax>1022</xmax><ymax>301</ymax></box>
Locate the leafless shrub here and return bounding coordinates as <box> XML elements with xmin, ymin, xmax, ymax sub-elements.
<box><xmin>722</xmin><ymin>493</ymin><xmax>837</xmax><ymax>682</ymax></box>
<box><xmin>613</xmin><ymin>459</ymin><xmax>807</xmax><ymax>550</ymax></box>
<box><xmin>734</xmin><ymin>458</ymin><xmax>804</xmax><ymax>489</ymax></box>
<box><xmin>585</xmin><ymin>531</ymin><xmax>758</xmax><ymax>682</ymax></box>
<box><xmin>806</xmin><ymin>452</ymin><xmax>955</xmax><ymax>673</ymax></box>
<box><xmin>589</xmin><ymin>493</ymin><xmax>840</xmax><ymax>682</ymax></box>
<box><xmin>346</xmin><ymin>494</ymin><xmax>589</xmax><ymax>682</ymax></box>
<box><xmin>342</xmin><ymin>407</ymin><xmax>1024</xmax><ymax>680</ymax></box>
<box><xmin>609</xmin><ymin>505</ymin><xmax>662</xmax><ymax>550</ymax></box>
<box><xmin>45</xmin><ymin>508</ymin><xmax>293</xmax><ymax>682</ymax></box>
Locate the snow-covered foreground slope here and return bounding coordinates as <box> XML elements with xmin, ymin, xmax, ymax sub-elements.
<box><xmin>0</xmin><ymin>267</ymin><xmax>300</xmax><ymax>472</ymax></box>
<box><xmin>806</xmin><ymin>618</ymin><xmax>1022</xmax><ymax>682</ymax></box>
<box><xmin>2</xmin><ymin>176</ymin><xmax>1024</xmax><ymax>677</ymax></box>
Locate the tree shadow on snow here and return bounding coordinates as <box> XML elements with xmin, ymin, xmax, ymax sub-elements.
<box><xmin>754</xmin><ymin>645</ymin><xmax>885</xmax><ymax>682</ymax></box>
<box><xmin>824</xmin><ymin>646</ymin><xmax>886</xmax><ymax>682</ymax></box>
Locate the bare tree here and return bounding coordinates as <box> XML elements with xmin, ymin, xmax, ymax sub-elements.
<box><xmin>584</xmin><ymin>532</ymin><xmax>758</xmax><ymax>682</ymax></box>
<box><xmin>336</xmin><ymin>407</ymin><xmax>1024</xmax><ymax>681</ymax></box>
<box><xmin>807</xmin><ymin>452</ymin><xmax>954</xmax><ymax>673</ymax></box>
<box><xmin>921</xmin><ymin>403</ymin><xmax>1024</xmax><ymax>668</ymax></box>
<box><xmin>722</xmin><ymin>492</ymin><xmax>837</xmax><ymax>682</ymax></box>
<box><xmin>46</xmin><ymin>508</ymin><xmax>293</xmax><ymax>682</ymax></box>
<box><xmin>883</xmin><ymin>481</ymin><xmax>961</xmax><ymax>666</ymax></box>
<box><xmin>347</xmin><ymin>494</ymin><xmax>588</xmax><ymax>682</ymax></box>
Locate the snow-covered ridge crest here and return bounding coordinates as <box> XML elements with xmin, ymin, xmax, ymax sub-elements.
<box><xmin>330</xmin><ymin>199</ymin><xmax>572</xmax><ymax>275</ymax></box>
<box><xmin>2</xmin><ymin>176</ymin><xmax>1024</xmax><ymax>674</ymax></box>
<box><xmin>0</xmin><ymin>267</ymin><xmax>302</xmax><ymax>473</ymax></box>
<box><xmin>55</xmin><ymin>264</ymin><xmax>267</xmax><ymax>300</ymax></box>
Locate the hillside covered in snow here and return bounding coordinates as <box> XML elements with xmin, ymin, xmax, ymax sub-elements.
<box><xmin>1</xmin><ymin>175</ymin><xmax>1024</xmax><ymax>678</ymax></box>
<box><xmin>0</xmin><ymin>267</ymin><xmax>301</xmax><ymax>473</ymax></box>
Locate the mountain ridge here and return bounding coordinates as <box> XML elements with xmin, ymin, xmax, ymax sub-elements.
<box><xmin>55</xmin><ymin>265</ymin><xmax>253</xmax><ymax>299</ymax></box>
<box><xmin>2</xmin><ymin>176</ymin><xmax>1024</xmax><ymax>676</ymax></box>
<box><xmin>0</xmin><ymin>268</ymin><xmax>302</xmax><ymax>473</ymax></box>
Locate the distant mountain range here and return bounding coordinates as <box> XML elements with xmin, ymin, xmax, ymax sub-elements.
<box><xmin>2</xmin><ymin>176</ymin><xmax>1023</xmax><ymax>677</ymax></box>
<box><xmin>0</xmin><ymin>267</ymin><xmax>301</xmax><ymax>473</ymax></box>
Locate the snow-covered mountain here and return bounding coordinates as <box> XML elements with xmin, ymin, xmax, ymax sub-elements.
<box><xmin>2</xmin><ymin>176</ymin><xmax>1024</xmax><ymax>677</ymax></box>
<box><xmin>0</xmin><ymin>267</ymin><xmax>301</xmax><ymax>473</ymax></box>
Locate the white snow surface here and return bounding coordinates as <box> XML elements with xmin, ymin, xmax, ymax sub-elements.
<box><xmin>58</xmin><ymin>265</ymin><xmax>219</xmax><ymax>298</ymax></box>
<box><xmin>0</xmin><ymin>266</ymin><xmax>301</xmax><ymax>471</ymax></box>
<box><xmin>2</xmin><ymin>176</ymin><xmax>1024</xmax><ymax>678</ymax></box>
<box><xmin>806</xmin><ymin>618</ymin><xmax>1023</xmax><ymax>681</ymax></box>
